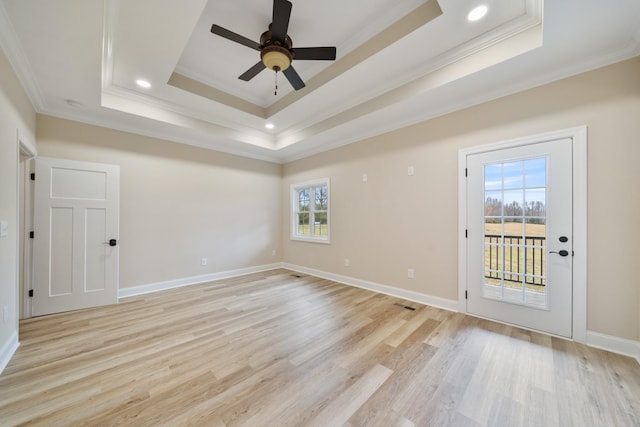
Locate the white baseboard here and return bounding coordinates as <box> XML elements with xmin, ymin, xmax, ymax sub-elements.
<box><xmin>118</xmin><ymin>263</ymin><xmax>282</xmax><ymax>298</ymax></box>
<box><xmin>119</xmin><ymin>262</ymin><xmax>459</xmax><ymax>310</ymax></box>
<box><xmin>0</xmin><ymin>331</ymin><xmax>19</xmax><ymax>375</ymax></box>
<box><xmin>587</xmin><ymin>331</ymin><xmax>640</xmax><ymax>364</ymax></box>
<box><xmin>281</xmin><ymin>263</ymin><xmax>459</xmax><ymax>312</ymax></box>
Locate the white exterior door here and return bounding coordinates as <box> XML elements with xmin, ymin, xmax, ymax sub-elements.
<box><xmin>466</xmin><ymin>139</ymin><xmax>573</xmax><ymax>337</ymax></box>
<box><xmin>32</xmin><ymin>157</ymin><xmax>120</xmax><ymax>316</ymax></box>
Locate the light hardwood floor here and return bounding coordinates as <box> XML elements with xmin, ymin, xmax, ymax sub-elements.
<box><xmin>1</xmin><ymin>270</ymin><xmax>638</xmax><ymax>426</ymax></box>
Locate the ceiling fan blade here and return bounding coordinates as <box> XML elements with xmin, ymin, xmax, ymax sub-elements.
<box><xmin>271</xmin><ymin>0</ymin><xmax>292</xmax><ymax>43</ymax></box>
<box><xmin>239</xmin><ymin>61</ymin><xmax>267</xmax><ymax>81</ymax></box>
<box><xmin>292</xmin><ymin>47</ymin><xmax>337</xmax><ymax>61</ymax></box>
<box><xmin>283</xmin><ymin>65</ymin><xmax>305</xmax><ymax>91</ymax></box>
<box><xmin>211</xmin><ymin>24</ymin><xmax>260</xmax><ymax>51</ymax></box>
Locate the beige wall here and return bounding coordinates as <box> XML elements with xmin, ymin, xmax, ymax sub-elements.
<box><xmin>282</xmin><ymin>57</ymin><xmax>640</xmax><ymax>342</ymax></box>
<box><xmin>0</xmin><ymin>48</ymin><xmax>36</xmax><ymax>358</ymax></box>
<box><xmin>36</xmin><ymin>116</ymin><xmax>282</xmax><ymax>289</ymax></box>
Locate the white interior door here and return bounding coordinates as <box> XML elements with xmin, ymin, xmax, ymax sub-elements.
<box><xmin>466</xmin><ymin>139</ymin><xmax>573</xmax><ymax>337</ymax></box>
<box><xmin>32</xmin><ymin>157</ymin><xmax>120</xmax><ymax>316</ymax></box>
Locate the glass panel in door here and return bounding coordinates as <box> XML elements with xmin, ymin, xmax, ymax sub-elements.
<box><xmin>482</xmin><ymin>157</ymin><xmax>548</xmax><ymax>309</ymax></box>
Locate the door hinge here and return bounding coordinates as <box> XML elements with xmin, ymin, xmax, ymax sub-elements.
<box><xmin>29</xmin><ymin>231</ymin><xmax>34</xmax><ymax>239</ymax></box>
<box><xmin>30</xmin><ymin>173</ymin><xmax>35</xmax><ymax>181</ymax></box>
<box><xmin>465</xmin><ymin>168</ymin><xmax>468</xmax><ymax>177</ymax></box>
<box><xmin>28</xmin><ymin>289</ymin><xmax>34</xmax><ymax>297</ymax></box>
<box><xmin>465</xmin><ymin>229</ymin><xmax>468</xmax><ymax>238</ymax></box>
<box><xmin>465</xmin><ymin>290</ymin><xmax>468</xmax><ymax>299</ymax></box>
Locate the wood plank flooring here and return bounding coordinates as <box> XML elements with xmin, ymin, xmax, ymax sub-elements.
<box><xmin>1</xmin><ymin>269</ymin><xmax>639</xmax><ymax>426</ymax></box>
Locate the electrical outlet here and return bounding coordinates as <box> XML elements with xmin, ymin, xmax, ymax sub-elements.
<box><xmin>344</xmin><ymin>258</ymin><xmax>350</xmax><ymax>267</ymax></box>
<box><xmin>407</xmin><ymin>268</ymin><xmax>415</xmax><ymax>279</ymax></box>
<box><xmin>362</xmin><ymin>173</ymin><xmax>368</xmax><ymax>182</ymax></box>
<box><xmin>201</xmin><ymin>257</ymin><xmax>207</xmax><ymax>267</ymax></box>
<box><xmin>407</xmin><ymin>166</ymin><xmax>415</xmax><ymax>176</ymax></box>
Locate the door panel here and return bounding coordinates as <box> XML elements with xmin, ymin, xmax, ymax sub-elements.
<box><xmin>86</xmin><ymin>208</ymin><xmax>108</xmax><ymax>292</ymax></box>
<box><xmin>33</xmin><ymin>157</ymin><xmax>120</xmax><ymax>316</ymax></box>
<box><xmin>50</xmin><ymin>207</ymin><xmax>73</xmax><ymax>296</ymax></box>
<box><xmin>466</xmin><ymin>139</ymin><xmax>573</xmax><ymax>337</ymax></box>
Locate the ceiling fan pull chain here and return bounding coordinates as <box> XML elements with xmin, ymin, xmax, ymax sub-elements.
<box><xmin>274</xmin><ymin>70</ymin><xmax>279</xmax><ymax>96</ymax></box>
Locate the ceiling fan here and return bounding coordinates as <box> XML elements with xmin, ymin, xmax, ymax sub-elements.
<box><xmin>210</xmin><ymin>0</ymin><xmax>337</xmax><ymax>92</ymax></box>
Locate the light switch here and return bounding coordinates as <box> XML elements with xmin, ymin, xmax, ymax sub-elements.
<box><xmin>0</xmin><ymin>220</ymin><xmax>8</xmax><ymax>237</ymax></box>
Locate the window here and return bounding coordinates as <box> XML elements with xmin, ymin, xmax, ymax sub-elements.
<box><xmin>291</xmin><ymin>179</ymin><xmax>330</xmax><ymax>243</ymax></box>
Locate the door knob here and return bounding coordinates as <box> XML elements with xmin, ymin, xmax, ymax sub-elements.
<box><xmin>549</xmin><ymin>250</ymin><xmax>569</xmax><ymax>257</ymax></box>
<box><xmin>103</xmin><ymin>239</ymin><xmax>118</xmax><ymax>247</ymax></box>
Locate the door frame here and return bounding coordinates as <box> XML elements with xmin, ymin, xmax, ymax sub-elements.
<box><xmin>458</xmin><ymin>126</ymin><xmax>587</xmax><ymax>343</ymax></box>
<box><xmin>17</xmin><ymin>132</ymin><xmax>37</xmax><ymax>320</ymax></box>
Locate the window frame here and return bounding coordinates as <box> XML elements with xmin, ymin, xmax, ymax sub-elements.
<box><xmin>290</xmin><ymin>178</ymin><xmax>330</xmax><ymax>244</ymax></box>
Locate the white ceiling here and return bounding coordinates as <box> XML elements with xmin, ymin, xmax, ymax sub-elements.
<box><xmin>0</xmin><ymin>0</ymin><xmax>639</xmax><ymax>163</ymax></box>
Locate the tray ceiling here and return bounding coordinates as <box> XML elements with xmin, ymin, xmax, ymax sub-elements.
<box><xmin>0</xmin><ymin>0</ymin><xmax>638</xmax><ymax>162</ymax></box>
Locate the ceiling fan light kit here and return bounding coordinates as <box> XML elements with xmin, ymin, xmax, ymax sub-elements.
<box><xmin>210</xmin><ymin>0</ymin><xmax>336</xmax><ymax>92</ymax></box>
<box><xmin>261</xmin><ymin>45</ymin><xmax>292</xmax><ymax>72</ymax></box>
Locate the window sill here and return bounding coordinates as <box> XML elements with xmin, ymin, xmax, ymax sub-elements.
<box><xmin>290</xmin><ymin>236</ymin><xmax>331</xmax><ymax>244</ymax></box>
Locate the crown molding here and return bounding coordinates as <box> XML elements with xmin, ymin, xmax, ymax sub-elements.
<box><xmin>0</xmin><ymin>1</ymin><xmax>46</xmax><ymax>111</ymax></box>
<box><xmin>278</xmin><ymin>43</ymin><xmax>639</xmax><ymax>163</ymax></box>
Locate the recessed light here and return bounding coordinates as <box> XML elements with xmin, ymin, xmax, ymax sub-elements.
<box><xmin>467</xmin><ymin>5</ymin><xmax>488</xmax><ymax>22</ymax></box>
<box><xmin>265</xmin><ymin>123</ymin><xmax>275</xmax><ymax>130</ymax></box>
<box><xmin>136</xmin><ymin>79</ymin><xmax>151</xmax><ymax>89</ymax></box>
